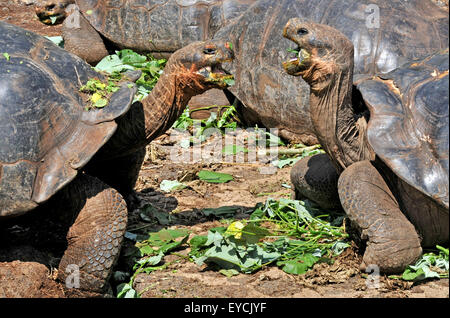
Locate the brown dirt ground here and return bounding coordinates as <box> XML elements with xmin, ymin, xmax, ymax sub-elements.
<box><xmin>0</xmin><ymin>1</ymin><xmax>448</xmax><ymax>299</ymax></box>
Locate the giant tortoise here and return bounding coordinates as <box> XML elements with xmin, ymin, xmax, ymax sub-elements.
<box><xmin>58</xmin><ymin>0</ymin><xmax>255</xmax><ymax>64</ymax></box>
<box><xmin>213</xmin><ymin>0</ymin><xmax>449</xmax><ymax>143</ymax></box>
<box><xmin>0</xmin><ymin>20</ymin><xmax>234</xmax><ymax>293</ymax></box>
<box><xmin>282</xmin><ymin>18</ymin><xmax>449</xmax><ymax>273</ymax></box>
<box><xmin>43</xmin><ymin>0</ymin><xmax>448</xmax><ymax>145</ymax></box>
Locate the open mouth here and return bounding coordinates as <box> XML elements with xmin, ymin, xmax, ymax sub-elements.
<box><xmin>37</xmin><ymin>12</ymin><xmax>65</xmax><ymax>24</ymax></box>
<box><xmin>197</xmin><ymin>64</ymin><xmax>235</xmax><ymax>87</ymax></box>
<box><xmin>282</xmin><ymin>46</ymin><xmax>311</xmax><ymax>76</ymax></box>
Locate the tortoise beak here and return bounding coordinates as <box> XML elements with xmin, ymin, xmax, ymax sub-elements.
<box><xmin>198</xmin><ymin>64</ymin><xmax>235</xmax><ymax>88</ymax></box>
<box><xmin>282</xmin><ymin>48</ymin><xmax>311</xmax><ymax>76</ymax></box>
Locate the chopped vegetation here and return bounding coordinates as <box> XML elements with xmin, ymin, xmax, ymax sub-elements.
<box><xmin>117</xmin><ymin>197</ymin><xmax>349</xmax><ymax>297</ymax></box>
<box><xmin>45</xmin><ymin>35</ymin><xmax>64</xmax><ymax>48</ymax></box>
<box><xmin>79</xmin><ymin>78</ymin><xmax>120</xmax><ymax>110</ymax></box>
<box><xmin>392</xmin><ymin>245</ymin><xmax>449</xmax><ymax>282</ymax></box>
<box><xmin>271</xmin><ymin>144</ymin><xmax>325</xmax><ymax>169</ymax></box>
<box><xmin>94</xmin><ymin>49</ymin><xmax>166</xmax><ymax>102</ymax></box>
<box><xmin>159</xmin><ymin>179</ymin><xmax>187</xmax><ymax>193</ymax></box>
<box><xmin>2</xmin><ymin>52</ymin><xmax>10</xmax><ymax>61</ymax></box>
<box><xmin>172</xmin><ymin>104</ymin><xmax>240</xmax><ymax>144</ymax></box>
<box><xmin>78</xmin><ymin>49</ymin><xmax>166</xmax><ymax>111</ymax></box>
<box><xmin>189</xmin><ymin>198</ymin><xmax>348</xmax><ymax>275</ymax></box>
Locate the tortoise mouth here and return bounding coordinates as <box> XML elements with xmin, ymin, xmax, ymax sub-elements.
<box><xmin>282</xmin><ymin>46</ymin><xmax>311</xmax><ymax>76</ymax></box>
<box><xmin>35</xmin><ymin>5</ymin><xmax>66</xmax><ymax>25</ymax></box>
<box><xmin>197</xmin><ymin>64</ymin><xmax>235</xmax><ymax>88</ymax></box>
<box><xmin>36</xmin><ymin>11</ymin><xmax>66</xmax><ymax>24</ymax></box>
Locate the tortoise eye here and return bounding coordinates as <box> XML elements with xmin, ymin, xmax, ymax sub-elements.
<box><xmin>203</xmin><ymin>47</ymin><xmax>216</xmax><ymax>55</ymax></box>
<box><xmin>297</xmin><ymin>28</ymin><xmax>308</xmax><ymax>36</ymax></box>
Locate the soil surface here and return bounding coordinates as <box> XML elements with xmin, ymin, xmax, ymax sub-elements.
<box><xmin>0</xmin><ymin>1</ymin><xmax>448</xmax><ymax>299</ymax></box>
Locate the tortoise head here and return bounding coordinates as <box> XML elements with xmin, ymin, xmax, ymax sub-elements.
<box><xmin>35</xmin><ymin>0</ymin><xmax>74</xmax><ymax>25</ymax></box>
<box><xmin>166</xmin><ymin>40</ymin><xmax>235</xmax><ymax>91</ymax></box>
<box><xmin>282</xmin><ymin>18</ymin><xmax>354</xmax><ymax>89</ymax></box>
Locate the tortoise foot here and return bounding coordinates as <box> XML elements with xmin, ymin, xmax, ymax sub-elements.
<box><xmin>338</xmin><ymin>161</ymin><xmax>422</xmax><ymax>274</ymax></box>
<box><xmin>57</xmin><ymin>174</ymin><xmax>128</xmax><ymax>293</ymax></box>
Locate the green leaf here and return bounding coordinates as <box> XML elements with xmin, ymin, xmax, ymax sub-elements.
<box><xmin>190</xmin><ymin>235</ymin><xmax>208</xmax><ymax>248</ymax></box>
<box><xmin>2</xmin><ymin>53</ymin><xmax>10</xmax><ymax>61</ymax></box>
<box><xmin>95</xmin><ymin>54</ymin><xmax>134</xmax><ymax>73</ymax></box>
<box><xmin>299</xmin><ymin>253</ymin><xmax>319</xmax><ymax>267</ymax></box>
<box><xmin>402</xmin><ymin>268</ymin><xmax>425</xmax><ymax>281</ymax></box>
<box><xmin>272</xmin><ymin>157</ymin><xmax>301</xmax><ymax>169</ymax></box>
<box><xmin>202</xmin><ymin>206</ymin><xmax>238</xmax><ymax>217</ymax></box>
<box><xmin>45</xmin><ymin>36</ymin><xmax>64</xmax><ymax>47</ymax></box>
<box><xmin>138</xmin><ymin>244</ymin><xmax>155</xmax><ymax>256</ymax></box>
<box><xmin>94</xmin><ymin>98</ymin><xmax>108</xmax><ymax>108</ymax></box>
<box><xmin>116</xmin><ymin>283</ymin><xmax>139</xmax><ymax>298</ymax></box>
<box><xmin>137</xmin><ymin>252</ymin><xmax>164</xmax><ymax>266</ymax></box>
<box><xmin>436</xmin><ymin>245</ymin><xmax>449</xmax><ymax>257</ymax></box>
<box><xmin>226</xmin><ymin>223</ymin><xmax>271</xmax><ymax>245</ymax></box>
<box><xmin>118</xmin><ymin>49</ymin><xmax>147</xmax><ymax>66</ymax></box>
<box><xmin>198</xmin><ymin>170</ymin><xmax>234</xmax><ymax>183</ymax></box>
<box><xmin>219</xmin><ymin>269</ymin><xmax>239</xmax><ymax>277</ymax></box>
<box><xmin>280</xmin><ymin>260</ymin><xmax>309</xmax><ymax>275</ymax></box>
<box><xmin>160</xmin><ymin>179</ymin><xmax>187</xmax><ymax>193</ymax></box>
<box><xmin>224</xmin><ymin>78</ymin><xmax>235</xmax><ymax>86</ymax></box>
<box><xmin>331</xmin><ymin>241</ymin><xmax>350</xmax><ymax>256</ymax></box>
<box><xmin>222</xmin><ymin>145</ymin><xmax>248</xmax><ymax>155</ymax></box>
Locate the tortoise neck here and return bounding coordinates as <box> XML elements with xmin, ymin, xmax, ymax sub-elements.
<box><xmin>140</xmin><ymin>63</ymin><xmax>205</xmax><ymax>142</ymax></box>
<box><xmin>309</xmin><ymin>63</ymin><xmax>373</xmax><ymax>173</ymax></box>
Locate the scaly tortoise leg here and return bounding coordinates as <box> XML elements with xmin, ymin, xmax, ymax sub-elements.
<box><xmin>57</xmin><ymin>173</ymin><xmax>127</xmax><ymax>293</ymax></box>
<box><xmin>338</xmin><ymin>161</ymin><xmax>422</xmax><ymax>274</ymax></box>
<box><xmin>290</xmin><ymin>153</ymin><xmax>341</xmax><ymax>210</ymax></box>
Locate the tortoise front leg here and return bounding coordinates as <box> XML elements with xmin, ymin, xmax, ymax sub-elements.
<box><xmin>338</xmin><ymin>161</ymin><xmax>422</xmax><ymax>274</ymax></box>
<box><xmin>57</xmin><ymin>174</ymin><xmax>127</xmax><ymax>294</ymax></box>
<box><xmin>290</xmin><ymin>153</ymin><xmax>341</xmax><ymax>210</ymax></box>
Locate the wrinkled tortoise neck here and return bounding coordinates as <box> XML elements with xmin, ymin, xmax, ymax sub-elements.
<box><xmin>308</xmin><ymin>53</ymin><xmax>373</xmax><ymax>173</ymax></box>
<box><xmin>139</xmin><ymin>62</ymin><xmax>207</xmax><ymax>142</ymax></box>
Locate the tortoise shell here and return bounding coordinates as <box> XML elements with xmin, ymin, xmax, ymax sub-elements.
<box><xmin>357</xmin><ymin>50</ymin><xmax>449</xmax><ymax>209</ymax></box>
<box><xmin>75</xmin><ymin>0</ymin><xmax>255</xmax><ymax>53</ymax></box>
<box><xmin>213</xmin><ymin>0</ymin><xmax>448</xmax><ymax>143</ymax></box>
<box><xmin>0</xmin><ymin>21</ymin><xmax>136</xmax><ymax>218</ymax></box>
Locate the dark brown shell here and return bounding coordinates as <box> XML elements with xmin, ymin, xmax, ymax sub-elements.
<box><xmin>213</xmin><ymin>0</ymin><xmax>448</xmax><ymax>143</ymax></box>
<box><xmin>358</xmin><ymin>51</ymin><xmax>449</xmax><ymax>209</ymax></box>
<box><xmin>0</xmin><ymin>21</ymin><xmax>136</xmax><ymax>217</ymax></box>
<box><xmin>76</xmin><ymin>0</ymin><xmax>255</xmax><ymax>53</ymax></box>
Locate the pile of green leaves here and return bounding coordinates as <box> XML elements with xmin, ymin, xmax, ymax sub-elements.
<box><xmin>94</xmin><ymin>49</ymin><xmax>166</xmax><ymax>102</ymax></box>
<box><xmin>172</xmin><ymin>104</ymin><xmax>239</xmax><ymax>145</ymax></box>
<box><xmin>117</xmin><ymin>228</ymin><xmax>189</xmax><ymax>298</ymax></box>
<box><xmin>117</xmin><ymin>197</ymin><xmax>348</xmax><ymax>297</ymax></box>
<box><xmin>188</xmin><ymin>197</ymin><xmax>349</xmax><ymax>276</ymax></box>
<box><xmin>271</xmin><ymin>144</ymin><xmax>325</xmax><ymax>169</ymax></box>
<box><xmin>395</xmin><ymin>245</ymin><xmax>449</xmax><ymax>282</ymax></box>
